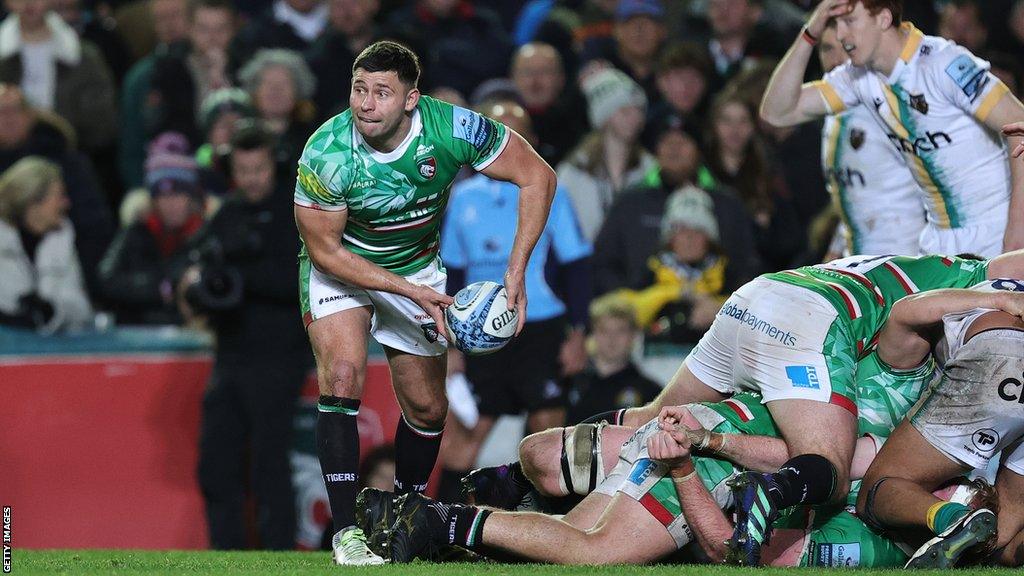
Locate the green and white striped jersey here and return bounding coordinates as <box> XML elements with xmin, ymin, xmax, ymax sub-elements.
<box><xmin>294</xmin><ymin>95</ymin><xmax>509</xmax><ymax>276</ymax></box>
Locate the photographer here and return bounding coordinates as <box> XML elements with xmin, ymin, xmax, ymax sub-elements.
<box><xmin>185</xmin><ymin>122</ymin><xmax>310</xmax><ymax>550</ymax></box>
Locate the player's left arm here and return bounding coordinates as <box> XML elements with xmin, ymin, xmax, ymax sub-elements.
<box><xmin>479</xmin><ymin>130</ymin><xmax>557</xmax><ymax>335</ymax></box>
<box><xmin>978</xmin><ymin>91</ymin><xmax>1024</xmax><ymax>251</ymax></box>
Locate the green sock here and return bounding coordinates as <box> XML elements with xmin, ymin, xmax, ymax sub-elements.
<box><xmin>929</xmin><ymin>502</ymin><xmax>970</xmax><ymax>535</ymax></box>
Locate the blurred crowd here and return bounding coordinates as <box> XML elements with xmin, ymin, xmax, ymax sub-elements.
<box><xmin>3</xmin><ymin>0</ymin><xmax>1024</xmax><ymax>549</ymax></box>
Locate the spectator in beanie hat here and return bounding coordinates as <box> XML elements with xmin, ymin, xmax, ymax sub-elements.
<box><xmin>557</xmin><ymin>66</ymin><xmax>656</xmax><ymax>241</ymax></box>
<box><xmin>98</xmin><ymin>133</ymin><xmax>206</xmax><ymax>325</ymax></box>
<box><xmin>196</xmin><ymin>88</ymin><xmax>254</xmax><ymax>192</ymax></box>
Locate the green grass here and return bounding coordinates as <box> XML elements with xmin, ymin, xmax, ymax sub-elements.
<box><xmin>10</xmin><ymin>550</ymin><xmax>1016</xmax><ymax>576</ymax></box>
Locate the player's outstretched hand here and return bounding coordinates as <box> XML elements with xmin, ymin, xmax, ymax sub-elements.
<box><xmin>410</xmin><ymin>284</ymin><xmax>454</xmax><ymax>341</ymax></box>
<box><xmin>504</xmin><ymin>269</ymin><xmax>527</xmax><ymax>336</ymax></box>
<box><xmin>647</xmin><ymin>430</ymin><xmax>692</xmax><ymax>468</ymax></box>
<box><xmin>807</xmin><ymin>0</ymin><xmax>853</xmax><ymax>37</ymax></box>
<box><xmin>1002</xmin><ymin>122</ymin><xmax>1024</xmax><ymax>157</ymax></box>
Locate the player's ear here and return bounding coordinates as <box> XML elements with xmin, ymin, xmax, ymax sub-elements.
<box><xmin>405</xmin><ymin>87</ymin><xmax>420</xmax><ymax>113</ymax></box>
<box><xmin>878</xmin><ymin>8</ymin><xmax>893</xmax><ymax>29</ymax></box>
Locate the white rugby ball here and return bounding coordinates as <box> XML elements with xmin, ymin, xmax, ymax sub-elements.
<box><xmin>445</xmin><ymin>281</ymin><xmax>517</xmax><ymax>355</ymax></box>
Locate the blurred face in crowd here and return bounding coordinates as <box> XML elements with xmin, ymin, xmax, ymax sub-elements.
<box><xmin>708</xmin><ymin>0</ymin><xmax>760</xmax><ymax>39</ymax></box>
<box><xmin>285</xmin><ymin>0</ymin><xmax>321</xmax><ymax>14</ymax></box>
<box><xmin>231</xmin><ymin>147</ymin><xmax>275</xmax><ymax>203</ymax></box>
<box><xmin>255</xmin><ymin>65</ymin><xmax>297</xmax><ymax>121</ymax></box>
<box><xmin>485</xmin><ymin>101</ymin><xmax>536</xmax><ymax>147</ymax></box>
<box><xmin>363</xmin><ymin>459</ymin><xmax>395</xmax><ymax>492</ymax></box>
<box><xmin>421</xmin><ymin>0</ymin><xmax>458</xmax><ymax>17</ymax></box>
<box><xmin>591</xmin><ymin>314</ymin><xmax>635</xmax><ymax>366</ymax></box>
<box><xmin>1013</xmin><ymin>1</ymin><xmax>1024</xmax><ymax>43</ymax></box>
<box><xmin>656</xmin><ymin>129</ymin><xmax>699</xmax><ymax>186</ymax></box>
<box><xmin>834</xmin><ymin>2</ymin><xmax>891</xmax><ymax>68</ymax></box>
<box><xmin>604</xmin><ymin>104</ymin><xmax>645</xmax><ymax>143</ymax></box>
<box><xmin>151</xmin><ymin>0</ymin><xmax>191</xmax><ymax>45</ymax></box>
<box><xmin>0</xmin><ymin>87</ymin><xmax>33</xmax><ymax>149</ymax></box>
<box><xmin>208</xmin><ymin>112</ymin><xmax>242</xmax><ymax>147</ymax></box>
<box><xmin>329</xmin><ymin>0</ymin><xmax>378</xmax><ymax>36</ymax></box>
<box><xmin>24</xmin><ymin>179</ymin><xmax>69</xmax><ymax>233</ymax></box>
<box><xmin>511</xmin><ymin>44</ymin><xmax>565</xmax><ymax>111</ymax></box>
<box><xmin>713</xmin><ymin>100</ymin><xmax>754</xmax><ymax>157</ymax></box>
<box><xmin>350</xmin><ymin>68</ymin><xmax>418</xmax><ymax>145</ymax></box>
<box><xmin>669</xmin><ymin>225</ymin><xmax>710</xmax><ymax>265</ymax></box>
<box><xmin>7</xmin><ymin>0</ymin><xmax>51</xmax><ymax>31</ymax></box>
<box><xmin>614</xmin><ymin>16</ymin><xmax>666</xmax><ymax>63</ymax></box>
<box><xmin>817</xmin><ymin>25</ymin><xmax>847</xmax><ymax>73</ymax></box>
<box><xmin>51</xmin><ymin>0</ymin><xmax>80</xmax><ymax>27</ymax></box>
<box><xmin>656</xmin><ymin>65</ymin><xmax>707</xmax><ymax>115</ymax></box>
<box><xmin>191</xmin><ymin>6</ymin><xmax>234</xmax><ymax>57</ymax></box>
<box><xmin>430</xmin><ymin>86</ymin><xmax>466</xmax><ymax>108</ymax></box>
<box><xmin>939</xmin><ymin>2</ymin><xmax>986</xmax><ymax>53</ymax></box>
<box><xmin>153</xmin><ymin>188</ymin><xmax>193</xmax><ymax>229</ymax></box>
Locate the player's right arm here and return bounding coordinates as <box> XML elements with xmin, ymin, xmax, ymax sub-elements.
<box><xmin>760</xmin><ymin>0</ymin><xmax>854</xmax><ymax>127</ymax></box>
<box><xmin>294</xmin><ymin>205</ymin><xmax>453</xmax><ymax>336</ymax></box>
<box><xmin>878</xmin><ymin>288</ymin><xmax>1024</xmax><ymax>369</ymax></box>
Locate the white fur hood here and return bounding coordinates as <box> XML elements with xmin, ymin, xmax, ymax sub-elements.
<box><xmin>0</xmin><ymin>12</ymin><xmax>81</xmax><ymax>65</ymax></box>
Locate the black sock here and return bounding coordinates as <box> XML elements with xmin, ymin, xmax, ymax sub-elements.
<box><xmin>424</xmin><ymin>500</ymin><xmax>491</xmax><ymax>549</ymax></box>
<box><xmin>317</xmin><ymin>395</ymin><xmax>361</xmax><ymax>531</ymax></box>
<box><xmin>437</xmin><ymin>468</ymin><xmax>469</xmax><ymax>503</ymax></box>
<box><xmin>505</xmin><ymin>461</ymin><xmax>532</xmax><ymax>492</ymax></box>
<box><xmin>768</xmin><ymin>454</ymin><xmax>837</xmax><ymax>507</ymax></box>
<box><xmin>394</xmin><ymin>414</ymin><xmax>443</xmax><ymax>495</ymax></box>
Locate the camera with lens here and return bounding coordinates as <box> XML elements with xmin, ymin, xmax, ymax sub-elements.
<box><xmin>183</xmin><ymin>237</ymin><xmax>245</xmax><ymax>315</ymax></box>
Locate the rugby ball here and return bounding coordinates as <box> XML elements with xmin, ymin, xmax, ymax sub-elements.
<box><xmin>445</xmin><ymin>281</ymin><xmax>517</xmax><ymax>355</ymax></box>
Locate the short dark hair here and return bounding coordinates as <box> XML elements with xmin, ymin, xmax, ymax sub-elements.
<box><xmin>656</xmin><ymin>42</ymin><xmax>712</xmax><ymax>78</ymax></box>
<box><xmin>230</xmin><ymin>120</ymin><xmax>274</xmax><ymax>152</ymax></box>
<box><xmin>352</xmin><ymin>41</ymin><xmax>421</xmax><ymax>87</ymax></box>
<box><xmin>191</xmin><ymin>0</ymin><xmax>234</xmax><ymax>17</ymax></box>
<box><xmin>860</xmin><ymin>0</ymin><xmax>902</xmax><ymax>25</ymax></box>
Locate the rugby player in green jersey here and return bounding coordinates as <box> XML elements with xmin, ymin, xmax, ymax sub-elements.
<box><xmin>293</xmin><ymin>41</ymin><xmax>556</xmax><ymax>565</ymax></box>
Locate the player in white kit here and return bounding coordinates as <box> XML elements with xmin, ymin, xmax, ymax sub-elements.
<box><xmin>761</xmin><ymin>0</ymin><xmax>1024</xmax><ymax>257</ymax></box>
<box><xmin>818</xmin><ymin>22</ymin><xmax>924</xmax><ymax>256</ymax></box>
<box><xmin>857</xmin><ymin>278</ymin><xmax>1024</xmax><ymax>568</ymax></box>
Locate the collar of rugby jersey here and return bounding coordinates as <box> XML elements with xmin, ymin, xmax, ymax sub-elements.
<box><xmin>886</xmin><ymin>22</ymin><xmax>924</xmax><ymax>83</ymax></box>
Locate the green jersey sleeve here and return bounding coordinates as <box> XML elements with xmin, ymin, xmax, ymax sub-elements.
<box><xmin>423</xmin><ymin>96</ymin><xmax>509</xmax><ymax>171</ymax></box>
<box><xmin>294</xmin><ymin>119</ymin><xmax>352</xmax><ymax>211</ymax></box>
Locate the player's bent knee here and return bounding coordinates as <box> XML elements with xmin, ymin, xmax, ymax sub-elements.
<box><xmin>319</xmin><ymin>358</ymin><xmax>363</xmax><ymax>397</ymax></box>
<box><xmin>519</xmin><ymin>428</ymin><xmax>563</xmax><ymax>494</ymax></box>
<box><xmin>402</xmin><ymin>400</ymin><xmax>448</xmax><ymax>430</ymax></box>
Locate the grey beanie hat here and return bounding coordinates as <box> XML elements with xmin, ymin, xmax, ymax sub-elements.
<box><xmin>581</xmin><ymin>68</ymin><xmax>647</xmax><ymax>128</ymax></box>
<box><xmin>661</xmin><ymin>185</ymin><xmax>719</xmax><ymax>244</ymax></box>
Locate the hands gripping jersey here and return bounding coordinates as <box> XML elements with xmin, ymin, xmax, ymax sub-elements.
<box><xmin>814</xmin><ymin>24</ymin><xmax>1009</xmax><ymax>245</ymax></box>
<box><xmin>821</xmin><ymin>104</ymin><xmax>925</xmax><ymax>256</ymax></box>
<box><xmin>294</xmin><ymin>95</ymin><xmax>509</xmax><ymax>276</ymax></box>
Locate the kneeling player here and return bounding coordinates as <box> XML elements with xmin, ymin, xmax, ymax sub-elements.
<box><xmin>858</xmin><ymin>279</ymin><xmax>1024</xmax><ymax>568</ymax></box>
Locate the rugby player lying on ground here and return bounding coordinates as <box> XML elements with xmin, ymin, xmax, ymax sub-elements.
<box><xmin>458</xmin><ymin>252</ymin><xmax>1024</xmax><ymax>564</ymax></box>
<box><xmin>358</xmin><ymin>286</ymin><xmax>1024</xmax><ymax>566</ymax></box>
<box><xmin>857</xmin><ymin>278</ymin><xmax>1024</xmax><ymax>568</ymax></box>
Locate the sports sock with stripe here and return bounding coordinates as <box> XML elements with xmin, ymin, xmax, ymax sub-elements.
<box><xmin>317</xmin><ymin>395</ymin><xmax>361</xmax><ymax>530</ymax></box>
<box><xmin>927</xmin><ymin>501</ymin><xmax>970</xmax><ymax>535</ymax></box>
<box><xmin>394</xmin><ymin>414</ymin><xmax>444</xmax><ymax>495</ymax></box>
<box><xmin>424</xmin><ymin>500</ymin><xmax>491</xmax><ymax>549</ymax></box>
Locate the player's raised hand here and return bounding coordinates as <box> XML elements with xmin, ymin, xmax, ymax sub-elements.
<box><xmin>503</xmin><ymin>269</ymin><xmax>527</xmax><ymax>336</ymax></box>
<box><xmin>807</xmin><ymin>0</ymin><xmax>853</xmax><ymax>37</ymax></box>
<box><xmin>1002</xmin><ymin>122</ymin><xmax>1024</xmax><ymax>157</ymax></box>
<box><xmin>410</xmin><ymin>284</ymin><xmax>454</xmax><ymax>341</ymax></box>
<box><xmin>647</xmin><ymin>430</ymin><xmax>692</xmax><ymax>468</ymax></box>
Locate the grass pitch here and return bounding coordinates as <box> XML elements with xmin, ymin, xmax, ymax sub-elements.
<box><xmin>13</xmin><ymin>550</ymin><xmax>1014</xmax><ymax>576</ymax></box>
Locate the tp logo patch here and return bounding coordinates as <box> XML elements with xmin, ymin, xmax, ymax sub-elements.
<box><xmin>786</xmin><ymin>365</ymin><xmax>820</xmax><ymax>389</ymax></box>
<box><xmin>420</xmin><ymin>322</ymin><xmax>439</xmax><ymax>343</ymax></box>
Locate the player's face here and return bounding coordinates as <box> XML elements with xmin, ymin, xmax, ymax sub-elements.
<box><xmin>350</xmin><ymin>69</ymin><xmax>418</xmax><ymax>141</ymax></box>
<box><xmin>834</xmin><ymin>2</ymin><xmax>887</xmax><ymax>68</ymax></box>
<box><xmin>818</xmin><ymin>26</ymin><xmax>847</xmax><ymax>73</ymax></box>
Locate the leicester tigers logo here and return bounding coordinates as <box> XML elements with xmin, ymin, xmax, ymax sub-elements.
<box><xmin>417</xmin><ymin>156</ymin><xmax>436</xmax><ymax>180</ymax></box>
